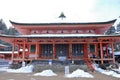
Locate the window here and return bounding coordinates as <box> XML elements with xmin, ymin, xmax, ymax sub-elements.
<box><xmin>89</xmin><ymin>44</ymin><xmax>95</xmax><ymax>53</ymax></box>
<box><xmin>72</xmin><ymin>44</ymin><xmax>84</xmax><ymax>56</ymax></box>
<box><xmin>30</xmin><ymin>45</ymin><xmax>36</xmax><ymax>52</ymax></box>
<box><xmin>41</xmin><ymin>44</ymin><xmax>53</xmax><ymax>57</ymax></box>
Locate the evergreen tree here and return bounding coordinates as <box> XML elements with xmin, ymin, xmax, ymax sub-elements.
<box><xmin>105</xmin><ymin>26</ymin><xmax>115</xmax><ymax>35</ymax></box>
<box><xmin>0</xmin><ymin>19</ymin><xmax>7</xmax><ymax>34</ymax></box>
<box><xmin>6</xmin><ymin>27</ymin><xmax>19</xmax><ymax>35</ymax></box>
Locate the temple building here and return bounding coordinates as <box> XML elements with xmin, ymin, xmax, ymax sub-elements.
<box><xmin>0</xmin><ymin>19</ymin><xmax>119</xmax><ymax>70</ymax></box>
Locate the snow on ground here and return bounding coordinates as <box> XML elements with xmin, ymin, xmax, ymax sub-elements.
<box><xmin>34</xmin><ymin>69</ymin><xmax>57</xmax><ymax>76</ymax></box>
<box><xmin>0</xmin><ymin>67</ymin><xmax>8</xmax><ymax>72</ymax></box>
<box><xmin>1</xmin><ymin>63</ymin><xmax>120</xmax><ymax>78</ymax></box>
<box><xmin>114</xmin><ymin>51</ymin><xmax>120</xmax><ymax>55</ymax></box>
<box><xmin>65</xmin><ymin>69</ymin><xmax>94</xmax><ymax>78</ymax></box>
<box><xmin>7</xmin><ymin>79</ymin><xmax>15</xmax><ymax>80</ymax></box>
<box><xmin>93</xmin><ymin>64</ymin><xmax>120</xmax><ymax>78</ymax></box>
<box><xmin>6</xmin><ymin>65</ymin><xmax>34</xmax><ymax>73</ymax></box>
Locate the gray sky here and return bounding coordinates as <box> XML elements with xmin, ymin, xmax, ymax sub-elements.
<box><xmin>0</xmin><ymin>0</ymin><xmax>120</xmax><ymax>27</ymax></box>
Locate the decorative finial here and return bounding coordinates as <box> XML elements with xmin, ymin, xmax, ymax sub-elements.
<box><xmin>59</xmin><ymin>12</ymin><xmax>66</xmax><ymax>20</ymax></box>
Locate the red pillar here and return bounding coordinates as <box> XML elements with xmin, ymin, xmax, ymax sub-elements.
<box><xmin>39</xmin><ymin>44</ymin><xmax>41</xmax><ymax>58</ymax></box>
<box><xmin>84</xmin><ymin>43</ymin><xmax>95</xmax><ymax>71</ymax></box>
<box><xmin>106</xmin><ymin>44</ymin><xmax>109</xmax><ymax>57</ymax></box>
<box><xmin>111</xmin><ymin>42</ymin><xmax>115</xmax><ymax>63</ymax></box>
<box><xmin>100</xmin><ymin>42</ymin><xmax>104</xmax><ymax>64</ymax></box>
<box><xmin>11</xmin><ymin>42</ymin><xmax>15</xmax><ymax>63</ymax></box>
<box><xmin>84</xmin><ymin>43</ymin><xmax>88</xmax><ymax>58</ymax></box>
<box><xmin>35</xmin><ymin>42</ymin><xmax>39</xmax><ymax>59</ymax></box>
<box><xmin>22</xmin><ymin>41</ymin><xmax>25</xmax><ymax>62</ymax></box>
<box><xmin>28</xmin><ymin>44</ymin><xmax>31</xmax><ymax>53</ymax></box>
<box><xmin>95</xmin><ymin>43</ymin><xmax>99</xmax><ymax>57</ymax></box>
<box><xmin>68</xmin><ymin>43</ymin><xmax>72</xmax><ymax>59</ymax></box>
<box><xmin>53</xmin><ymin>43</ymin><xmax>57</xmax><ymax>59</ymax></box>
<box><xmin>17</xmin><ymin>44</ymin><xmax>20</xmax><ymax>58</ymax></box>
<box><xmin>35</xmin><ymin>42</ymin><xmax>37</xmax><ymax>59</ymax></box>
<box><xmin>37</xmin><ymin>43</ymin><xmax>40</xmax><ymax>58</ymax></box>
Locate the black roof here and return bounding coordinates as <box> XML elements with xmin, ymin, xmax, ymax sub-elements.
<box><xmin>9</xmin><ymin>19</ymin><xmax>116</xmax><ymax>26</ymax></box>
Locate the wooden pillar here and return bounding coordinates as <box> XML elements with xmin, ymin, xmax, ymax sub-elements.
<box><xmin>111</xmin><ymin>42</ymin><xmax>115</xmax><ymax>63</ymax></box>
<box><xmin>39</xmin><ymin>44</ymin><xmax>41</xmax><ymax>58</ymax></box>
<box><xmin>26</xmin><ymin>44</ymin><xmax>29</xmax><ymax>58</ymax></box>
<box><xmin>11</xmin><ymin>42</ymin><xmax>15</xmax><ymax>63</ymax></box>
<box><xmin>106</xmin><ymin>44</ymin><xmax>109</xmax><ymax>57</ymax></box>
<box><xmin>28</xmin><ymin>44</ymin><xmax>31</xmax><ymax>53</ymax></box>
<box><xmin>100</xmin><ymin>42</ymin><xmax>104</xmax><ymax>64</ymax></box>
<box><xmin>84</xmin><ymin>42</ymin><xmax>95</xmax><ymax>71</ymax></box>
<box><xmin>22</xmin><ymin>41</ymin><xmax>25</xmax><ymax>62</ymax></box>
<box><xmin>84</xmin><ymin>43</ymin><xmax>88</xmax><ymax>58</ymax></box>
<box><xmin>17</xmin><ymin>44</ymin><xmax>20</xmax><ymax>58</ymax></box>
<box><xmin>95</xmin><ymin>43</ymin><xmax>99</xmax><ymax>57</ymax></box>
<box><xmin>37</xmin><ymin>43</ymin><xmax>40</xmax><ymax>58</ymax></box>
<box><xmin>35</xmin><ymin>42</ymin><xmax>38</xmax><ymax>59</ymax></box>
<box><xmin>53</xmin><ymin>43</ymin><xmax>57</xmax><ymax>59</ymax></box>
<box><xmin>68</xmin><ymin>43</ymin><xmax>72</xmax><ymax>59</ymax></box>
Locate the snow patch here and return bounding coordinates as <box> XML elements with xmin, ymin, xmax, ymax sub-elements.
<box><xmin>65</xmin><ymin>69</ymin><xmax>94</xmax><ymax>78</ymax></box>
<box><xmin>114</xmin><ymin>51</ymin><xmax>120</xmax><ymax>55</ymax></box>
<box><xmin>7</xmin><ymin>79</ymin><xmax>15</xmax><ymax>80</ymax></box>
<box><xmin>0</xmin><ymin>67</ymin><xmax>8</xmax><ymax>72</ymax></box>
<box><xmin>94</xmin><ymin>64</ymin><xmax>120</xmax><ymax>78</ymax></box>
<box><xmin>34</xmin><ymin>69</ymin><xmax>57</xmax><ymax>76</ymax></box>
<box><xmin>6</xmin><ymin>65</ymin><xmax>34</xmax><ymax>73</ymax></box>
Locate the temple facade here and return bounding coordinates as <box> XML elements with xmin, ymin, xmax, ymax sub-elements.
<box><xmin>0</xmin><ymin>19</ymin><xmax>119</xmax><ymax>70</ymax></box>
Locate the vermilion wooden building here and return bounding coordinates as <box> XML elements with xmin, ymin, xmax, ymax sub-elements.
<box><xmin>0</xmin><ymin>19</ymin><xmax>119</xmax><ymax>69</ymax></box>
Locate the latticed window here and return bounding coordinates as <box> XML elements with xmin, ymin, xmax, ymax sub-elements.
<box><xmin>72</xmin><ymin>44</ymin><xmax>84</xmax><ymax>56</ymax></box>
<box><xmin>41</xmin><ymin>44</ymin><xmax>53</xmax><ymax>57</ymax></box>
<box><xmin>56</xmin><ymin>44</ymin><xmax>68</xmax><ymax>56</ymax></box>
<box><xmin>88</xmin><ymin>44</ymin><xmax>95</xmax><ymax>53</ymax></box>
<box><xmin>30</xmin><ymin>45</ymin><xmax>36</xmax><ymax>52</ymax></box>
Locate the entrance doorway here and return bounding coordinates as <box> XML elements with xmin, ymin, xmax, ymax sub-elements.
<box><xmin>41</xmin><ymin>44</ymin><xmax>53</xmax><ymax>57</ymax></box>
<box><xmin>72</xmin><ymin>44</ymin><xmax>84</xmax><ymax>57</ymax></box>
<box><xmin>56</xmin><ymin>44</ymin><xmax>68</xmax><ymax>57</ymax></box>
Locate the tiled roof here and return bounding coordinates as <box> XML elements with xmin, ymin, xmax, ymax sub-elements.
<box><xmin>9</xmin><ymin>19</ymin><xmax>116</xmax><ymax>26</ymax></box>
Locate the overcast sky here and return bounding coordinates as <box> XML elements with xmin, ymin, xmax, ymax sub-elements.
<box><xmin>0</xmin><ymin>0</ymin><xmax>120</xmax><ymax>27</ymax></box>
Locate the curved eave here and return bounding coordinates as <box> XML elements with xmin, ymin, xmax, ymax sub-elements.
<box><xmin>0</xmin><ymin>34</ymin><xmax>101</xmax><ymax>38</ymax></box>
<box><xmin>1</xmin><ymin>34</ymin><xmax>120</xmax><ymax>44</ymax></box>
<box><xmin>9</xmin><ymin>19</ymin><xmax>116</xmax><ymax>26</ymax></box>
<box><xmin>0</xmin><ymin>34</ymin><xmax>120</xmax><ymax>39</ymax></box>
